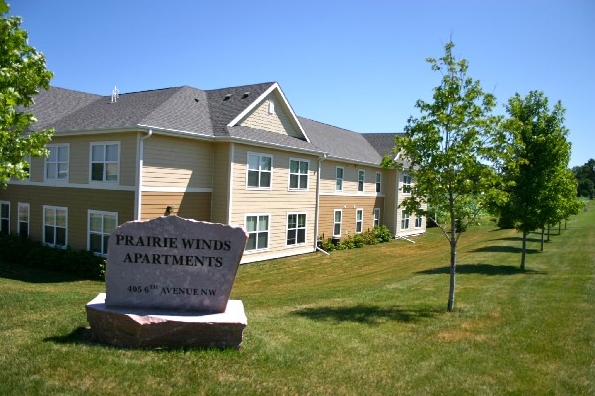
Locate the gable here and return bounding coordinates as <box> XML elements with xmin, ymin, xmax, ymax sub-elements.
<box><xmin>238</xmin><ymin>91</ymin><xmax>302</xmax><ymax>138</ymax></box>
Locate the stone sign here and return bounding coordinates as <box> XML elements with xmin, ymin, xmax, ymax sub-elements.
<box><xmin>105</xmin><ymin>215</ymin><xmax>247</xmax><ymax>313</ymax></box>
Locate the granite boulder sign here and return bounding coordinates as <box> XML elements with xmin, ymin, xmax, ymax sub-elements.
<box><xmin>86</xmin><ymin>216</ymin><xmax>249</xmax><ymax>348</ymax></box>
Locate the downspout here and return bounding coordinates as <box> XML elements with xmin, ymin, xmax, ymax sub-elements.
<box><xmin>135</xmin><ymin>128</ymin><xmax>153</xmax><ymax>220</ymax></box>
<box><xmin>314</xmin><ymin>153</ymin><xmax>328</xmax><ymax>254</ymax></box>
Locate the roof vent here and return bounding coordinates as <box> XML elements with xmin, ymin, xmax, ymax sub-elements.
<box><xmin>224</xmin><ymin>93</ymin><xmax>232</xmax><ymax>101</ymax></box>
<box><xmin>242</xmin><ymin>92</ymin><xmax>250</xmax><ymax>98</ymax></box>
<box><xmin>194</xmin><ymin>98</ymin><xmax>199</xmax><ymax>102</ymax></box>
<box><xmin>110</xmin><ymin>86</ymin><xmax>119</xmax><ymax>103</ymax></box>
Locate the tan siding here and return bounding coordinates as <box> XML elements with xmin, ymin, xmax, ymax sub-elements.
<box><xmin>143</xmin><ymin>135</ymin><xmax>213</xmax><ymax>188</ymax></box>
<box><xmin>211</xmin><ymin>143</ymin><xmax>231</xmax><ymax>223</ymax></box>
<box><xmin>230</xmin><ymin>144</ymin><xmax>318</xmax><ymax>261</ymax></box>
<box><xmin>140</xmin><ymin>192</ymin><xmax>211</xmax><ymax>221</ymax></box>
<box><xmin>384</xmin><ymin>169</ymin><xmax>398</xmax><ymax>235</ymax></box>
<box><xmin>318</xmin><ymin>196</ymin><xmax>384</xmax><ymax>240</ymax></box>
<box><xmin>29</xmin><ymin>156</ymin><xmax>45</xmax><ymax>182</ymax></box>
<box><xmin>239</xmin><ymin>92</ymin><xmax>300</xmax><ymax>137</ymax></box>
<box><xmin>0</xmin><ymin>184</ymin><xmax>134</xmax><ymax>250</ymax></box>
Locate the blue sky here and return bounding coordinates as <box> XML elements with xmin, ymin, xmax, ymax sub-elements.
<box><xmin>9</xmin><ymin>0</ymin><xmax>594</xmax><ymax>167</ymax></box>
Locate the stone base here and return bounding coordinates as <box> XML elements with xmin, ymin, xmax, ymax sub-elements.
<box><xmin>86</xmin><ymin>293</ymin><xmax>247</xmax><ymax>349</ymax></box>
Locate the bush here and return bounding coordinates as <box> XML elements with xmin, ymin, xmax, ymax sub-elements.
<box><xmin>0</xmin><ymin>234</ymin><xmax>106</xmax><ymax>280</ymax></box>
<box><xmin>373</xmin><ymin>225</ymin><xmax>392</xmax><ymax>243</ymax></box>
<box><xmin>317</xmin><ymin>224</ymin><xmax>393</xmax><ymax>253</ymax></box>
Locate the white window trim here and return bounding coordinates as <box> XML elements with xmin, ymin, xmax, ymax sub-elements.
<box><xmin>268</xmin><ymin>100</ymin><xmax>275</xmax><ymax>114</ymax></box>
<box><xmin>375</xmin><ymin>172</ymin><xmax>382</xmax><ymax>193</ymax></box>
<box><xmin>43</xmin><ymin>205</ymin><xmax>68</xmax><ymax>248</ymax></box>
<box><xmin>45</xmin><ymin>143</ymin><xmax>70</xmax><ymax>182</ymax></box>
<box><xmin>335</xmin><ymin>166</ymin><xmax>344</xmax><ymax>193</ymax></box>
<box><xmin>355</xmin><ymin>208</ymin><xmax>364</xmax><ymax>234</ymax></box>
<box><xmin>0</xmin><ymin>201</ymin><xmax>10</xmax><ymax>235</ymax></box>
<box><xmin>286</xmin><ymin>212</ymin><xmax>307</xmax><ymax>247</ymax></box>
<box><xmin>402</xmin><ymin>174</ymin><xmax>412</xmax><ymax>195</ymax></box>
<box><xmin>415</xmin><ymin>214</ymin><xmax>423</xmax><ymax>229</ymax></box>
<box><xmin>401</xmin><ymin>210</ymin><xmax>410</xmax><ymax>230</ymax></box>
<box><xmin>88</xmin><ymin>210</ymin><xmax>118</xmax><ymax>257</ymax></box>
<box><xmin>333</xmin><ymin>209</ymin><xmax>342</xmax><ymax>237</ymax></box>
<box><xmin>18</xmin><ymin>202</ymin><xmax>29</xmax><ymax>237</ymax></box>
<box><xmin>244</xmin><ymin>213</ymin><xmax>271</xmax><ymax>253</ymax></box>
<box><xmin>373</xmin><ymin>208</ymin><xmax>380</xmax><ymax>228</ymax></box>
<box><xmin>90</xmin><ymin>141</ymin><xmax>120</xmax><ymax>183</ymax></box>
<box><xmin>246</xmin><ymin>152</ymin><xmax>273</xmax><ymax>190</ymax></box>
<box><xmin>358</xmin><ymin>169</ymin><xmax>365</xmax><ymax>193</ymax></box>
<box><xmin>288</xmin><ymin>158</ymin><xmax>310</xmax><ymax>191</ymax></box>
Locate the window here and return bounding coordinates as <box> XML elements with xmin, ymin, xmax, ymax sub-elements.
<box><xmin>0</xmin><ymin>201</ymin><xmax>9</xmax><ymax>235</ymax></box>
<box><xmin>333</xmin><ymin>210</ymin><xmax>342</xmax><ymax>237</ymax></box>
<box><xmin>403</xmin><ymin>175</ymin><xmax>412</xmax><ymax>194</ymax></box>
<box><xmin>401</xmin><ymin>211</ymin><xmax>410</xmax><ymax>230</ymax></box>
<box><xmin>245</xmin><ymin>214</ymin><xmax>269</xmax><ymax>251</ymax></box>
<box><xmin>375</xmin><ymin>172</ymin><xmax>382</xmax><ymax>193</ymax></box>
<box><xmin>287</xmin><ymin>213</ymin><xmax>306</xmax><ymax>246</ymax></box>
<box><xmin>247</xmin><ymin>153</ymin><xmax>272</xmax><ymax>189</ymax></box>
<box><xmin>289</xmin><ymin>159</ymin><xmax>309</xmax><ymax>190</ymax></box>
<box><xmin>18</xmin><ymin>203</ymin><xmax>29</xmax><ymax>237</ymax></box>
<box><xmin>46</xmin><ymin>144</ymin><xmax>69</xmax><ymax>181</ymax></box>
<box><xmin>89</xmin><ymin>210</ymin><xmax>118</xmax><ymax>256</ymax></box>
<box><xmin>373</xmin><ymin>208</ymin><xmax>380</xmax><ymax>227</ymax></box>
<box><xmin>415</xmin><ymin>214</ymin><xmax>423</xmax><ymax>228</ymax></box>
<box><xmin>356</xmin><ymin>209</ymin><xmax>363</xmax><ymax>233</ymax></box>
<box><xmin>268</xmin><ymin>100</ymin><xmax>275</xmax><ymax>114</ymax></box>
<box><xmin>44</xmin><ymin>206</ymin><xmax>67</xmax><ymax>247</ymax></box>
<box><xmin>358</xmin><ymin>170</ymin><xmax>365</xmax><ymax>192</ymax></box>
<box><xmin>91</xmin><ymin>142</ymin><xmax>119</xmax><ymax>182</ymax></box>
<box><xmin>335</xmin><ymin>167</ymin><xmax>344</xmax><ymax>192</ymax></box>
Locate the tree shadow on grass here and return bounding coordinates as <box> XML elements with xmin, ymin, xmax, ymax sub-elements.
<box><xmin>291</xmin><ymin>304</ymin><xmax>441</xmax><ymax>326</ymax></box>
<box><xmin>416</xmin><ymin>263</ymin><xmax>546</xmax><ymax>276</ymax></box>
<box><xmin>489</xmin><ymin>236</ymin><xmax>543</xmax><ymax>243</ymax></box>
<box><xmin>470</xmin><ymin>245</ymin><xmax>540</xmax><ymax>254</ymax></box>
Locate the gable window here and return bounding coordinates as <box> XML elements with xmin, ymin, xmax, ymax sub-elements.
<box><xmin>18</xmin><ymin>203</ymin><xmax>29</xmax><ymax>237</ymax></box>
<box><xmin>0</xmin><ymin>201</ymin><xmax>9</xmax><ymax>235</ymax></box>
<box><xmin>335</xmin><ymin>167</ymin><xmax>344</xmax><ymax>192</ymax></box>
<box><xmin>373</xmin><ymin>208</ymin><xmax>380</xmax><ymax>227</ymax></box>
<box><xmin>289</xmin><ymin>159</ymin><xmax>309</xmax><ymax>190</ymax></box>
<box><xmin>46</xmin><ymin>144</ymin><xmax>69</xmax><ymax>181</ymax></box>
<box><xmin>287</xmin><ymin>213</ymin><xmax>306</xmax><ymax>246</ymax></box>
<box><xmin>247</xmin><ymin>153</ymin><xmax>272</xmax><ymax>189</ymax></box>
<box><xmin>268</xmin><ymin>100</ymin><xmax>275</xmax><ymax>115</ymax></box>
<box><xmin>356</xmin><ymin>209</ymin><xmax>363</xmax><ymax>233</ymax></box>
<box><xmin>91</xmin><ymin>142</ymin><xmax>119</xmax><ymax>182</ymax></box>
<box><xmin>89</xmin><ymin>210</ymin><xmax>118</xmax><ymax>256</ymax></box>
<box><xmin>401</xmin><ymin>210</ymin><xmax>410</xmax><ymax>230</ymax></box>
<box><xmin>415</xmin><ymin>214</ymin><xmax>423</xmax><ymax>228</ymax></box>
<box><xmin>358</xmin><ymin>170</ymin><xmax>365</xmax><ymax>192</ymax></box>
<box><xmin>403</xmin><ymin>175</ymin><xmax>412</xmax><ymax>194</ymax></box>
<box><xmin>333</xmin><ymin>209</ymin><xmax>342</xmax><ymax>237</ymax></box>
<box><xmin>44</xmin><ymin>206</ymin><xmax>67</xmax><ymax>247</ymax></box>
<box><xmin>245</xmin><ymin>214</ymin><xmax>269</xmax><ymax>251</ymax></box>
<box><xmin>375</xmin><ymin>172</ymin><xmax>382</xmax><ymax>193</ymax></box>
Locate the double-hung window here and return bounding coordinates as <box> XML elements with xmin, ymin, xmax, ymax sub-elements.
<box><xmin>358</xmin><ymin>170</ymin><xmax>365</xmax><ymax>192</ymax></box>
<box><xmin>44</xmin><ymin>206</ymin><xmax>67</xmax><ymax>247</ymax></box>
<box><xmin>247</xmin><ymin>153</ymin><xmax>272</xmax><ymax>189</ymax></box>
<box><xmin>335</xmin><ymin>167</ymin><xmax>344</xmax><ymax>192</ymax></box>
<box><xmin>375</xmin><ymin>172</ymin><xmax>382</xmax><ymax>193</ymax></box>
<box><xmin>401</xmin><ymin>210</ymin><xmax>410</xmax><ymax>230</ymax></box>
<box><xmin>289</xmin><ymin>159</ymin><xmax>308</xmax><ymax>190</ymax></box>
<box><xmin>89</xmin><ymin>210</ymin><xmax>118</xmax><ymax>256</ymax></box>
<box><xmin>333</xmin><ymin>210</ymin><xmax>342</xmax><ymax>237</ymax></box>
<box><xmin>18</xmin><ymin>203</ymin><xmax>29</xmax><ymax>237</ymax></box>
<box><xmin>46</xmin><ymin>144</ymin><xmax>69</xmax><ymax>181</ymax></box>
<box><xmin>415</xmin><ymin>214</ymin><xmax>423</xmax><ymax>228</ymax></box>
<box><xmin>0</xmin><ymin>201</ymin><xmax>9</xmax><ymax>235</ymax></box>
<box><xmin>402</xmin><ymin>175</ymin><xmax>412</xmax><ymax>194</ymax></box>
<box><xmin>287</xmin><ymin>213</ymin><xmax>306</xmax><ymax>246</ymax></box>
<box><xmin>245</xmin><ymin>214</ymin><xmax>269</xmax><ymax>251</ymax></box>
<box><xmin>356</xmin><ymin>209</ymin><xmax>363</xmax><ymax>233</ymax></box>
<box><xmin>373</xmin><ymin>208</ymin><xmax>380</xmax><ymax>227</ymax></box>
<box><xmin>91</xmin><ymin>142</ymin><xmax>119</xmax><ymax>182</ymax></box>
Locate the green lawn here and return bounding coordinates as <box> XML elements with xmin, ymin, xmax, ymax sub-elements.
<box><xmin>1</xmin><ymin>203</ymin><xmax>593</xmax><ymax>395</ymax></box>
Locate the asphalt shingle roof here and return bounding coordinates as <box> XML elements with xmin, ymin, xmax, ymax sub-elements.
<box><xmin>27</xmin><ymin>83</ymin><xmax>397</xmax><ymax>166</ymax></box>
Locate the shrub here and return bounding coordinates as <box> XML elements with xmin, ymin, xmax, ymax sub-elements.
<box><xmin>373</xmin><ymin>225</ymin><xmax>392</xmax><ymax>242</ymax></box>
<box><xmin>0</xmin><ymin>234</ymin><xmax>106</xmax><ymax>280</ymax></box>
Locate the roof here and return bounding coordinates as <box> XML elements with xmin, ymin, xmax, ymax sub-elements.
<box><xmin>27</xmin><ymin>83</ymin><xmax>397</xmax><ymax>166</ymax></box>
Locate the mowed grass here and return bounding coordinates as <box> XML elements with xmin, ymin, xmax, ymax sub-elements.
<box><xmin>0</xmin><ymin>203</ymin><xmax>593</xmax><ymax>395</ymax></box>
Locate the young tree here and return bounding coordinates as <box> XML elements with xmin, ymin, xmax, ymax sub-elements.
<box><xmin>0</xmin><ymin>0</ymin><xmax>53</xmax><ymax>188</ymax></box>
<box><xmin>383</xmin><ymin>41</ymin><xmax>501</xmax><ymax>312</ymax></box>
<box><xmin>496</xmin><ymin>91</ymin><xmax>573</xmax><ymax>269</ymax></box>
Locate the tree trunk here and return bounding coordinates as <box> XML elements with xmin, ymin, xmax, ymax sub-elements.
<box><xmin>547</xmin><ymin>225</ymin><xmax>551</xmax><ymax>242</ymax></box>
<box><xmin>558</xmin><ymin>222</ymin><xmax>561</xmax><ymax>235</ymax></box>
<box><xmin>520</xmin><ymin>230</ymin><xmax>527</xmax><ymax>270</ymax></box>
<box><xmin>540</xmin><ymin>228</ymin><xmax>545</xmax><ymax>251</ymax></box>
<box><xmin>447</xmin><ymin>216</ymin><xmax>457</xmax><ymax>312</ymax></box>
